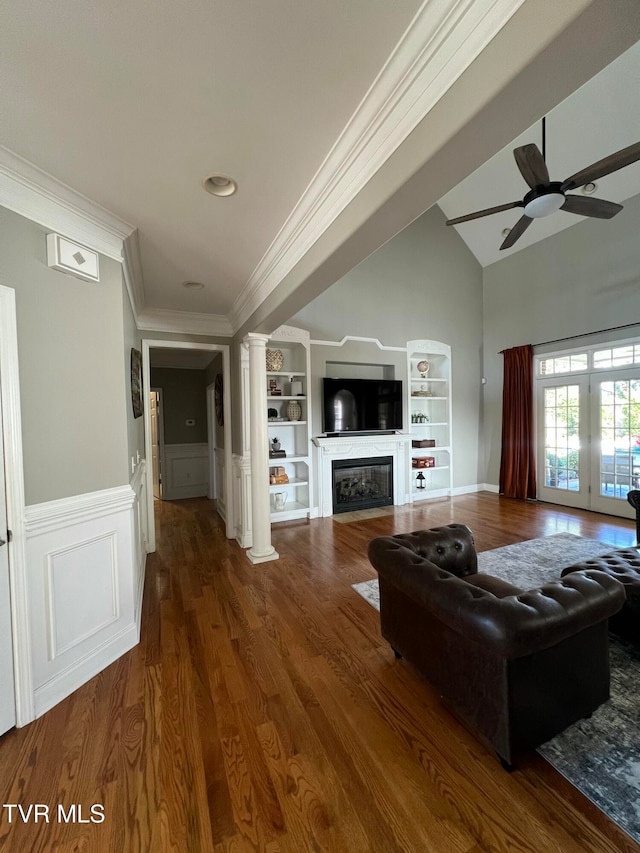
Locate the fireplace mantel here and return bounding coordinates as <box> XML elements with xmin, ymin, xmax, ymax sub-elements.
<box><xmin>313</xmin><ymin>434</ymin><xmax>411</xmax><ymax>517</ymax></box>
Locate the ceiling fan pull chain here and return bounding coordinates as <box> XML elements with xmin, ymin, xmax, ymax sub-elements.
<box><xmin>542</xmin><ymin>116</ymin><xmax>546</xmax><ymax>162</ymax></box>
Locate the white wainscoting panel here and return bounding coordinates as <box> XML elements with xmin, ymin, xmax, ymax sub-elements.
<box><xmin>232</xmin><ymin>454</ymin><xmax>252</xmax><ymax>549</ymax></box>
<box><xmin>24</xmin><ymin>483</ymin><xmax>143</xmax><ymax>718</ymax></box>
<box><xmin>47</xmin><ymin>532</ymin><xmax>118</xmax><ymax>658</ymax></box>
<box><xmin>163</xmin><ymin>443</ymin><xmax>209</xmax><ymax>500</ymax></box>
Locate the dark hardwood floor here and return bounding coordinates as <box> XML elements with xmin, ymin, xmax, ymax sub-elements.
<box><xmin>0</xmin><ymin>493</ymin><xmax>638</xmax><ymax>852</ymax></box>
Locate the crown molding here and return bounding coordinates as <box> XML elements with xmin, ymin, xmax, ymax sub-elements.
<box><xmin>136</xmin><ymin>307</ymin><xmax>233</xmax><ymax>338</ymax></box>
<box><xmin>229</xmin><ymin>0</ymin><xmax>525</xmax><ymax>333</ymax></box>
<box><xmin>122</xmin><ymin>230</ymin><xmax>147</xmax><ymax>319</ymax></box>
<box><xmin>0</xmin><ymin>145</ymin><xmax>135</xmax><ymax>261</ymax></box>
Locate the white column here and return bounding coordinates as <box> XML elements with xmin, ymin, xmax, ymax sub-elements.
<box><xmin>244</xmin><ymin>333</ymin><xmax>279</xmax><ymax>564</ymax></box>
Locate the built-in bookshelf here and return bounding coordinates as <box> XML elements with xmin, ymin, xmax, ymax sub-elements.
<box><xmin>266</xmin><ymin>326</ymin><xmax>313</xmax><ymax>522</ymax></box>
<box><xmin>407</xmin><ymin>340</ymin><xmax>453</xmax><ymax>500</ymax></box>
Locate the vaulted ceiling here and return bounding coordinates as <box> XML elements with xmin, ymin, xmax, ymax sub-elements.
<box><xmin>1</xmin><ymin>0</ymin><xmax>639</xmax><ymax>336</ymax></box>
<box><xmin>439</xmin><ymin>40</ymin><xmax>640</xmax><ymax>267</ymax></box>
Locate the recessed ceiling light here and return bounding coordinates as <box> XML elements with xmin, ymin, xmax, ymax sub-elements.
<box><xmin>182</xmin><ymin>280</ymin><xmax>205</xmax><ymax>290</ymax></box>
<box><xmin>581</xmin><ymin>182</ymin><xmax>598</xmax><ymax>195</ymax></box>
<box><xmin>501</xmin><ymin>227</ymin><xmax>511</xmax><ymax>238</ymax></box>
<box><xmin>203</xmin><ymin>174</ymin><xmax>237</xmax><ymax>197</ymax></box>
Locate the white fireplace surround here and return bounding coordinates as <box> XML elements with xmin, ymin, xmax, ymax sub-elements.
<box><xmin>313</xmin><ymin>434</ymin><xmax>412</xmax><ymax>517</ymax></box>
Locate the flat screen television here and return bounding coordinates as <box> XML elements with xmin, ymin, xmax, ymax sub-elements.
<box><xmin>322</xmin><ymin>377</ymin><xmax>403</xmax><ymax>434</ymax></box>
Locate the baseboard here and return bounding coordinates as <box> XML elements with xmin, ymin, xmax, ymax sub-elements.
<box><xmin>33</xmin><ymin>622</ymin><xmax>138</xmax><ymax>718</ymax></box>
<box><xmin>451</xmin><ymin>483</ymin><xmax>500</xmax><ymax>496</ymax></box>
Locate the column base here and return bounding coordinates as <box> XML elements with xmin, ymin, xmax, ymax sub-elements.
<box><xmin>246</xmin><ymin>547</ymin><xmax>279</xmax><ymax>564</ymax></box>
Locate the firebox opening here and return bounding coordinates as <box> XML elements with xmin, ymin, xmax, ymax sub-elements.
<box><xmin>332</xmin><ymin>456</ymin><xmax>393</xmax><ymax>515</ymax></box>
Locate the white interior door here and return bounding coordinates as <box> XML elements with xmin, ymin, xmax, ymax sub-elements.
<box><xmin>0</xmin><ymin>389</ymin><xmax>17</xmax><ymax>736</ymax></box>
<box><xmin>150</xmin><ymin>389</ymin><xmax>162</xmax><ymax>500</ymax></box>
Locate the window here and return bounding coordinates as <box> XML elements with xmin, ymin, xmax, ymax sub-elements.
<box><xmin>593</xmin><ymin>345</ymin><xmax>640</xmax><ymax>370</ymax></box>
<box><xmin>539</xmin><ymin>353</ymin><xmax>588</xmax><ymax>376</ymax></box>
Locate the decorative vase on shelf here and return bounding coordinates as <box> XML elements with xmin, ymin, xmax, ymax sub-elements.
<box><xmin>286</xmin><ymin>400</ymin><xmax>302</xmax><ymax>421</ymax></box>
<box><xmin>266</xmin><ymin>349</ymin><xmax>284</xmax><ymax>371</ymax></box>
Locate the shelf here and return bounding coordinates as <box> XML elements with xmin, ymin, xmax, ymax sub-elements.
<box><xmin>267</xmin><ymin>455</ymin><xmax>309</xmax><ymax>463</ymax></box>
<box><xmin>411</xmin><ymin>446</ymin><xmax>450</xmax><ymax>454</ymax></box>
<box><xmin>411</xmin><ymin>377</ymin><xmax>447</xmax><ymax>383</ymax></box>
<box><xmin>411</xmin><ymin>421</ymin><xmax>448</xmax><ymax>427</ymax></box>
<box><xmin>269</xmin><ymin>478</ymin><xmax>308</xmax><ymax>489</ymax></box>
<box><xmin>267</xmin><ymin>395</ymin><xmax>307</xmax><ymax>400</ymax></box>
<box><xmin>266</xmin><ymin>371</ymin><xmax>305</xmax><ymax>377</ymax></box>
<box><xmin>270</xmin><ymin>501</ymin><xmax>309</xmax><ymax>519</ymax></box>
<box><xmin>267</xmin><ymin>420</ymin><xmax>308</xmax><ymax>426</ymax></box>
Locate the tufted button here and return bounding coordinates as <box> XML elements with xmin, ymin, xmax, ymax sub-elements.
<box><xmin>454</xmin><ymin>542</ymin><xmax>462</xmax><ymax>550</ymax></box>
<box><xmin>436</xmin><ymin>546</ymin><xmax>445</xmax><ymax>555</ymax></box>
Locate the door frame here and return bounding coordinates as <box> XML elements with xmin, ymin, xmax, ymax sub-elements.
<box><xmin>142</xmin><ymin>339</ymin><xmax>234</xmax><ymax>551</ymax></box>
<box><xmin>535</xmin><ymin>340</ymin><xmax>640</xmax><ymax>519</ymax></box>
<box><xmin>0</xmin><ymin>284</ymin><xmax>34</xmax><ymax>726</ymax></box>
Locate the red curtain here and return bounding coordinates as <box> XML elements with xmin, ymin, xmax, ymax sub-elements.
<box><xmin>499</xmin><ymin>345</ymin><xmax>537</xmax><ymax>500</ymax></box>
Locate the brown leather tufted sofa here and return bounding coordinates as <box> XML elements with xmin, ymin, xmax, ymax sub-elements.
<box><xmin>367</xmin><ymin>523</ymin><xmax>626</xmax><ymax>767</ymax></box>
<box><xmin>562</xmin><ymin>547</ymin><xmax>640</xmax><ymax>642</ymax></box>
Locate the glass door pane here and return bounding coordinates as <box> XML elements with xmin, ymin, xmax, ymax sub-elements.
<box><xmin>590</xmin><ymin>374</ymin><xmax>640</xmax><ymax>518</ymax></box>
<box><xmin>537</xmin><ymin>378</ymin><xmax>589</xmax><ymax>509</ymax></box>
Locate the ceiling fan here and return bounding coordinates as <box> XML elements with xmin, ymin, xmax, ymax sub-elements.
<box><xmin>445</xmin><ymin>118</ymin><xmax>640</xmax><ymax>250</ymax></box>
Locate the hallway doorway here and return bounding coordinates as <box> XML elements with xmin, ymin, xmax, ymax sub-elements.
<box><xmin>142</xmin><ymin>340</ymin><xmax>233</xmax><ymax>551</ymax></box>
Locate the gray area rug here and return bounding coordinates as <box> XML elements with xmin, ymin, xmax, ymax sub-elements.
<box><xmin>353</xmin><ymin>533</ymin><xmax>640</xmax><ymax>845</ymax></box>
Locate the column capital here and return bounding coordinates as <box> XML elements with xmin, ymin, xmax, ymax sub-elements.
<box><xmin>243</xmin><ymin>332</ymin><xmax>270</xmax><ymax>346</ymax></box>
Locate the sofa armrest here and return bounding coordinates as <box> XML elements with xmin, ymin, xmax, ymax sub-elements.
<box><xmin>368</xmin><ymin>536</ymin><xmax>626</xmax><ymax>659</ymax></box>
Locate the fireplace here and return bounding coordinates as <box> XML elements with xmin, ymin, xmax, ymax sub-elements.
<box><xmin>332</xmin><ymin>456</ymin><xmax>393</xmax><ymax>514</ymax></box>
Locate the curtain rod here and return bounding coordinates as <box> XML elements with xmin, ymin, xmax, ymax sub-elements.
<box><xmin>532</xmin><ymin>319</ymin><xmax>640</xmax><ymax>349</ymax></box>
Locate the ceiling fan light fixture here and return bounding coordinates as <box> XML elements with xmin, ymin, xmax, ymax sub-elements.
<box><xmin>523</xmin><ymin>190</ymin><xmax>565</xmax><ymax>218</ymax></box>
<box><xmin>203</xmin><ymin>174</ymin><xmax>238</xmax><ymax>197</ymax></box>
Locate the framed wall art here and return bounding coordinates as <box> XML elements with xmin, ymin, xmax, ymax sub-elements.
<box><xmin>131</xmin><ymin>347</ymin><xmax>143</xmax><ymax>419</ymax></box>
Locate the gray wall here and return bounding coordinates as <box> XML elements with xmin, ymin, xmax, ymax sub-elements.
<box><xmin>482</xmin><ymin>191</ymin><xmax>640</xmax><ymax>486</ymax></box>
<box><xmin>150</xmin><ymin>368</ymin><xmax>208</xmax><ymax>444</ymax></box>
<box><xmin>0</xmin><ymin>207</ymin><xmax>129</xmax><ymax>504</ymax></box>
<box><xmin>291</xmin><ymin>204</ymin><xmax>485</xmax><ymax>488</ymax></box>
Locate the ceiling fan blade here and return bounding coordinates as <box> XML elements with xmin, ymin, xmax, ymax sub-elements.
<box><xmin>500</xmin><ymin>215</ymin><xmax>533</xmax><ymax>250</ymax></box>
<box><xmin>514</xmin><ymin>144</ymin><xmax>549</xmax><ymax>188</ymax></box>
<box><xmin>445</xmin><ymin>200</ymin><xmax>523</xmax><ymax>226</ymax></box>
<box><xmin>561</xmin><ymin>195</ymin><xmax>623</xmax><ymax>219</ymax></box>
<box><xmin>561</xmin><ymin>140</ymin><xmax>640</xmax><ymax>191</ymax></box>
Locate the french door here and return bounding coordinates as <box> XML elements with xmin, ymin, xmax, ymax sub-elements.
<box><xmin>537</xmin><ymin>369</ymin><xmax>639</xmax><ymax>520</ymax></box>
